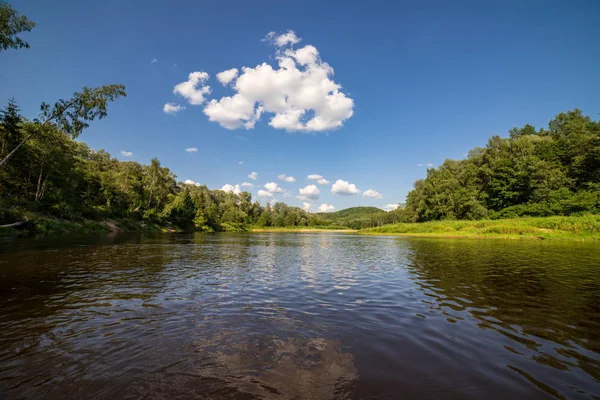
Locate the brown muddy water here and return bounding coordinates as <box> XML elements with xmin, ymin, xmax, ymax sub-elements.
<box><xmin>0</xmin><ymin>232</ymin><xmax>599</xmax><ymax>399</ymax></box>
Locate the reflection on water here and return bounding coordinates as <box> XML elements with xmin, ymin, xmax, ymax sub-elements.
<box><xmin>0</xmin><ymin>233</ymin><xmax>599</xmax><ymax>399</ymax></box>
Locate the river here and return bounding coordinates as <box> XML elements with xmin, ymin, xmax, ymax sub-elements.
<box><xmin>0</xmin><ymin>233</ymin><xmax>599</xmax><ymax>399</ymax></box>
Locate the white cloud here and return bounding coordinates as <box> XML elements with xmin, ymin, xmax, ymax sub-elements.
<box><xmin>264</xmin><ymin>30</ymin><xmax>302</xmax><ymax>47</ymax></box>
<box><xmin>239</xmin><ymin>161</ymin><xmax>243</xmax><ymax>164</ymax></box>
<box><xmin>241</xmin><ymin>182</ymin><xmax>254</xmax><ymax>188</ymax></box>
<box><xmin>384</xmin><ymin>204</ymin><xmax>400</xmax><ymax>211</ymax></box>
<box><xmin>120</xmin><ymin>150</ymin><xmax>133</xmax><ymax>157</ymax></box>
<box><xmin>216</xmin><ymin>68</ymin><xmax>239</xmax><ymax>86</ymax></box>
<box><xmin>174</xmin><ymin>71</ymin><xmax>211</xmax><ymax>105</ymax></box>
<box><xmin>248</xmin><ymin>171</ymin><xmax>258</xmax><ymax>180</ymax></box>
<box><xmin>331</xmin><ymin>179</ymin><xmax>360</xmax><ymax>195</ymax></box>
<box><xmin>417</xmin><ymin>163</ymin><xmax>424</xmax><ymax>167</ymax></box>
<box><xmin>302</xmin><ymin>202</ymin><xmax>311</xmax><ymax>212</ymax></box>
<box><xmin>427</xmin><ymin>163</ymin><xmax>434</xmax><ymax>167</ymax></box>
<box><xmin>163</xmin><ymin>102</ymin><xmax>185</xmax><ymax>114</ymax></box>
<box><xmin>184</xmin><ymin>179</ymin><xmax>201</xmax><ymax>187</ymax></box>
<box><xmin>221</xmin><ymin>184</ymin><xmax>241</xmax><ymax>194</ymax></box>
<box><xmin>318</xmin><ymin>204</ymin><xmax>335</xmax><ymax>213</ymax></box>
<box><xmin>316</xmin><ymin>178</ymin><xmax>330</xmax><ymax>185</ymax></box>
<box><xmin>299</xmin><ymin>184</ymin><xmax>320</xmax><ymax>200</ymax></box>
<box><xmin>278</xmin><ymin>174</ymin><xmax>296</xmax><ymax>182</ymax></box>
<box><xmin>363</xmin><ymin>189</ymin><xmax>383</xmax><ymax>199</ymax></box>
<box><xmin>307</xmin><ymin>174</ymin><xmax>323</xmax><ymax>180</ymax></box>
<box><xmin>151</xmin><ymin>57</ymin><xmax>158</xmax><ymax>64</ymax></box>
<box><xmin>258</xmin><ymin>189</ymin><xmax>273</xmax><ymax>198</ymax></box>
<box><xmin>203</xmin><ymin>31</ymin><xmax>354</xmax><ymax>132</ymax></box>
<box><xmin>185</xmin><ymin>147</ymin><xmax>198</xmax><ymax>152</ymax></box>
<box><xmin>264</xmin><ymin>182</ymin><xmax>284</xmax><ymax>193</ymax></box>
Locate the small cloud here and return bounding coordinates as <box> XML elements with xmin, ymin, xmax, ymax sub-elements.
<box><xmin>239</xmin><ymin>161</ymin><xmax>243</xmax><ymax>164</ymax></box>
<box><xmin>258</xmin><ymin>189</ymin><xmax>273</xmax><ymax>198</ymax></box>
<box><xmin>216</xmin><ymin>68</ymin><xmax>239</xmax><ymax>86</ymax></box>
<box><xmin>150</xmin><ymin>57</ymin><xmax>158</xmax><ymax>64</ymax></box>
<box><xmin>173</xmin><ymin>71</ymin><xmax>211</xmax><ymax>105</ymax></box>
<box><xmin>121</xmin><ymin>150</ymin><xmax>133</xmax><ymax>157</ymax></box>
<box><xmin>417</xmin><ymin>163</ymin><xmax>424</xmax><ymax>167</ymax></box>
<box><xmin>302</xmin><ymin>202</ymin><xmax>311</xmax><ymax>212</ymax></box>
<box><xmin>299</xmin><ymin>184</ymin><xmax>320</xmax><ymax>200</ymax></box>
<box><xmin>317</xmin><ymin>178</ymin><xmax>330</xmax><ymax>185</ymax></box>
<box><xmin>427</xmin><ymin>163</ymin><xmax>434</xmax><ymax>167</ymax></box>
<box><xmin>307</xmin><ymin>174</ymin><xmax>323</xmax><ymax>180</ymax></box>
<box><xmin>264</xmin><ymin>182</ymin><xmax>284</xmax><ymax>193</ymax></box>
<box><xmin>248</xmin><ymin>171</ymin><xmax>258</xmax><ymax>180</ymax></box>
<box><xmin>163</xmin><ymin>102</ymin><xmax>185</xmax><ymax>114</ymax></box>
<box><xmin>278</xmin><ymin>174</ymin><xmax>296</xmax><ymax>183</ymax></box>
<box><xmin>221</xmin><ymin>183</ymin><xmax>241</xmax><ymax>194</ymax></box>
<box><xmin>384</xmin><ymin>204</ymin><xmax>400</xmax><ymax>212</ymax></box>
<box><xmin>318</xmin><ymin>204</ymin><xmax>335</xmax><ymax>213</ymax></box>
<box><xmin>185</xmin><ymin>147</ymin><xmax>198</xmax><ymax>153</ymax></box>
<box><xmin>331</xmin><ymin>179</ymin><xmax>360</xmax><ymax>196</ymax></box>
<box><xmin>363</xmin><ymin>189</ymin><xmax>383</xmax><ymax>199</ymax></box>
<box><xmin>263</xmin><ymin>30</ymin><xmax>302</xmax><ymax>47</ymax></box>
<box><xmin>184</xmin><ymin>179</ymin><xmax>201</xmax><ymax>187</ymax></box>
<box><xmin>241</xmin><ymin>182</ymin><xmax>254</xmax><ymax>188</ymax></box>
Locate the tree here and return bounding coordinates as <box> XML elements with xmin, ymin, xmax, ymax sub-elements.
<box><xmin>0</xmin><ymin>84</ymin><xmax>126</xmax><ymax>168</ymax></box>
<box><xmin>0</xmin><ymin>2</ymin><xmax>36</xmax><ymax>52</ymax></box>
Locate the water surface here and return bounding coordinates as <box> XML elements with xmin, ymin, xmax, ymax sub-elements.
<box><xmin>0</xmin><ymin>233</ymin><xmax>599</xmax><ymax>399</ymax></box>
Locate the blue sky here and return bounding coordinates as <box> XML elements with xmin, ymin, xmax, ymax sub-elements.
<box><xmin>2</xmin><ymin>0</ymin><xmax>599</xmax><ymax>212</ymax></box>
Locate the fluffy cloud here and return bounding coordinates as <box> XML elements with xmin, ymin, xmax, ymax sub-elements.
<box><xmin>264</xmin><ymin>30</ymin><xmax>302</xmax><ymax>47</ymax></box>
<box><xmin>257</xmin><ymin>189</ymin><xmax>273</xmax><ymax>198</ymax></box>
<box><xmin>278</xmin><ymin>174</ymin><xmax>296</xmax><ymax>182</ymax></box>
<box><xmin>216</xmin><ymin>68</ymin><xmax>239</xmax><ymax>86</ymax></box>
<box><xmin>221</xmin><ymin>184</ymin><xmax>241</xmax><ymax>194</ymax></box>
<box><xmin>174</xmin><ymin>71</ymin><xmax>211</xmax><ymax>105</ymax></box>
<box><xmin>163</xmin><ymin>103</ymin><xmax>185</xmax><ymax>114</ymax></box>
<box><xmin>317</xmin><ymin>178</ymin><xmax>330</xmax><ymax>185</ymax></box>
<box><xmin>302</xmin><ymin>202</ymin><xmax>311</xmax><ymax>211</ymax></box>
<box><xmin>384</xmin><ymin>204</ymin><xmax>400</xmax><ymax>211</ymax></box>
<box><xmin>307</xmin><ymin>174</ymin><xmax>323</xmax><ymax>180</ymax></box>
<box><xmin>318</xmin><ymin>204</ymin><xmax>335</xmax><ymax>213</ymax></box>
<box><xmin>184</xmin><ymin>179</ymin><xmax>201</xmax><ymax>187</ymax></box>
<box><xmin>185</xmin><ymin>147</ymin><xmax>198</xmax><ymax>152</ymax></box>
<box><xmin>248</xmin><ymin>172</ymin><xmax>258</xmax><ymax>180</ymax></box>
<box><xmin>203</xmin><ymin>31</ymin><xmax>354</xmax><ymax>132</ymax></box>
<box><xmin>331</xmin><ymin>179</ymin><xmax>360</xmax><ymax>195</ymax></box>
<box><xmin>362</xmin><ymin>189</ymin><xmax>383</xmax><ymax>199</ymax></box>
<box><xmin>264</xmin><ymin>182</ymin><xmax>284</xmax><ymax>193</ymax></box>
<box><xmin>120</xmin><ymin>150</ymin><xmax>133</xmax><ymax>157</ymax></box>
<box><xmin>299</xmin><ymin>184</ymin><xmax>320</xmax><ymax>200</ymax></box>
<box><xmin>241</xmin><ymin>182</ymin><xmax>253</xmax><ymax>188</ymax></box>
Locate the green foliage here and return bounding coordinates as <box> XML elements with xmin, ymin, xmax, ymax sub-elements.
<box><xmin>405</xmin><ymin>109</ymin><xmax>600</xmax><ymax>222</ymax></box>
<box><xmin>362</xmin><ymin>215</ymin><xmax>600</xmax><ymax>240</ymax></box>
<box><xmin>0</xmin><ymin>2</ymin><xmax>35</xmax><ymax>51</ymax></box>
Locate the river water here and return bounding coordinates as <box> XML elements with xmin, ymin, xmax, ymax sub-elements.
<box><xmin>0</xmin><ymin>233</ymin><xmax>599</xmax><ymax>399</ymax></box>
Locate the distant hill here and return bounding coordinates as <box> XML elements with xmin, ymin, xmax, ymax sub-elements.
<box><xmin>315</xmin><ymin>206</ymin><xmax>387</xmax><ymax>229</ymax></box>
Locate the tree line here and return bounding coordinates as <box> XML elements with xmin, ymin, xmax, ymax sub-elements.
<box><xmin>400</xmin><ymin>109</ymin><xmax>600</xmax><ymax>222</ymax></box>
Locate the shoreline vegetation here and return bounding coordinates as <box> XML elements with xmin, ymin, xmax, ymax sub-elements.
<box><xmin>2</xmin><ymin>211</ymin><xmax>598</xmax><ymax>241</ymax></box>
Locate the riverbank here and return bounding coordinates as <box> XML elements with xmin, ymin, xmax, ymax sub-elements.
<box><xmin>0</xmin><ymin>210</ymin><xmax>177</xmax><ymax>237</ymax></box>
<box><xmin>360</xmin><ymin>215</ymin><xmax>600</xmax><ymax>240</ymax></box>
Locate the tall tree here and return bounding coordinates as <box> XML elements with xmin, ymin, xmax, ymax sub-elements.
<box><xmin>0</xmin><ymin>85</ymin><xmax>126</xmax><ymax>168</ymax></box>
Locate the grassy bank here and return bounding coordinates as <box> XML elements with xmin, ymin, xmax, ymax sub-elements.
<box><xmin>360</xmin><ymin>215</ymin><xmax>600</xmax><ymax>240</ymax></box>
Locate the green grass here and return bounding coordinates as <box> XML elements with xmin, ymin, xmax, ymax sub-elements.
<box><xmin>360</xmin><ymin>215</ymin><xmax>600</xmax><ymax>240</ymax></box>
